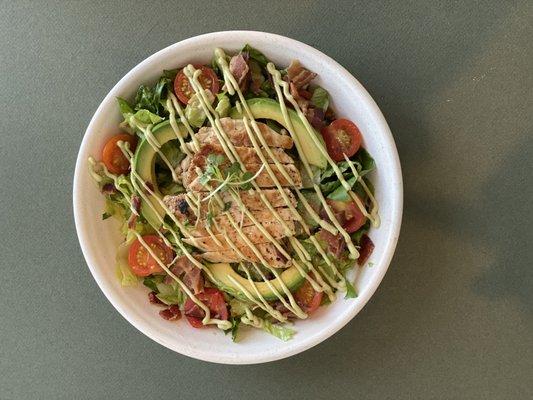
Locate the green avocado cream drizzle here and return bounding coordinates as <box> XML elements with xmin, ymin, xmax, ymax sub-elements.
<box><xmin>88</xmin><ymin>48</ymin><xmax>380</xmax><ymax>331</ymax></box>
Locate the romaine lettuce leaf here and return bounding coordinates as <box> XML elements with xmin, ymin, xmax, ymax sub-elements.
<box><xmin>115</xmin><ymin>239</ymin><xmax>138</xmax><ymax>287</ymax></box>
<box><xmin>242</xmin><ymin>44</ymin><xmax>269</xmax><ymax>67</ymax></box>
<box><xmin>261</xmin><ymin>320</ymin><xmax>295</xmax><ymax>341</ymax></box>
<box><xmin>311</xmin><ymin>87</ymin><xmax>329</xmax><ymax>111</ymax></box>
<box><xmin>344</xmin><ymin>279</ymin><xmax>357</xmax><ymax>299</ymax></box>
<box><xmin>155</xmin><ymin>281</ymin><xmax>184</xmax><ymax>305</ymax></box>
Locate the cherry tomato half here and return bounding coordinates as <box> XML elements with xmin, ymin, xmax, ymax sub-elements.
<box><xmin>327</xmin><ymin>198</ymin><xmax>366</xmax><ymax>234</ymax></box>
<box><xmin>321</xmin><ymin>119</ymin><xmax>362</xmax><ymax>162</ymax></box>
<box><xmin>128</xmin><ymin>235</ymin><xmax>173</xmax><ymax>277</ymax></box>
<box><xmin>102</xmin><ymin>133</ymin><xmax>137</xmax><ymax>175</ymax></box>
<box><xmin>173</xmin><ymin>65</ymin><xmax>219</xmax><ymax>104</ymax></box>
<box><xmin>294</xmin><ymin>279</ymin><xmax>323</xmax><ymax>314</ymax></box>
<box><xmin>184</xmin><ymin>287</ymin><xmax>229</xmax><ymax>328</ymax></box>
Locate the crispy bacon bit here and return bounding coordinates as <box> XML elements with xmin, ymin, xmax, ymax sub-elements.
<box><xmin>184</xmin><ymin>302</ymin><xmax>204</xmax><ymax>319</ymax></box>
<box><xmin>164</xmin><ymin>256</ymin><xmax>204</xmax><ymax>294</ymax></box>
<box><xmin>127</xmin><ymin>195</ymin><xmax>142</xmax><ymax>229</ymax></box>
<box><xmin>357</xmin><ymin>234</ymin><xmax>375</xmax><ymax>266</ymax></box>
<box><xmin>287</xmin><ymin>60</ymin><xmax>317</xmax><ymax>89</ymax></box>
<box><xmin>273</xmin><ymin>301</ymin><xmax>297</xmax><ymax>320</ymax></box>
<box><xmin>148</xmin><ymin>291</ymin><xmax>164</xmax><ymax>305</ymax></box>
<box><xmin>249</xmin><ymin>60</ymin><xmax>265</xmax><ymax>94</ymax></box>
<box><xmin>317</xmin><ymin>229</ymin><xmax>346</xmax><ymax>258</ymax></box>
<box><xmin>159</xmin><ymin>305</ymin><xmax>181</xmax><ymax>321</ymax></box>
<box><xmin>305</xmin><ymin>107</ymin><xmax>325</xmax><ymax>129</ymax></box>
<box><xmin>101</xmin><ymin>183</ymin><xmax>117</xmax><ymax>195</ymax></box>
<box><xmin>299</xmin><ymin>89</ymin><xmax>312</xmax><ymax>100</ymax></box>
<box><xmin>289</xmin><ymin>82</ymin><xmax>310</xmax><ymax>113</ymax></box>
<box><xmin>229</xmin><ymin>53</ymin><xmax>250</xmax><ymax>91</ymax></box>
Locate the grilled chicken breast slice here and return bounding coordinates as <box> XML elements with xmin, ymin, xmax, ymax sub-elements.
<box><xmin>199</xmin><ymin>243</ymin><xmax>289</xmax><ymax>268</ymax></box>
<box><xmin>184</xmin><ymin>163</ymin><xmax>302</xmax><ymax>191</ymax></box>
<box><xmin>194</xmin><ymin>118</ymin><xmax>293</xmax><ymax>149</ymax></box>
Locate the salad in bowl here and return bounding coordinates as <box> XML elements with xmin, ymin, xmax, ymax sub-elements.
<box><xmin>87</xmin><ymin>44</ymin><xmax>380</xmax><ymax>342</ymax></box>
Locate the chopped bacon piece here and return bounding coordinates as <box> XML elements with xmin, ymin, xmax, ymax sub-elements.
<box><xmin>148</xmin><ymin>291</ymin><xmax>164</xmax><ymax>305</ymax></box>
<box><xmin>287</xmin><ymin>60</ymin><xmax>317</xmax><ymax>89</ymax></box>
<box><xmin>159</xmin><ymin>305</ymin><xmax>181</xmax><ymax>321</ymax></box>
<box><xmin>357</xmin><ymin>235</ymin><xmax>375</xmax><ymax>266</ymax></box>
<box><xmin>289</xmin><ymin>82</ymin><xmax>310</xmax><ymax>113</ymax></box>
<box><xmin>305</xmin><ymin>107</ymin><xmax>326</xmax><ymax>129</ymax></box>
<box><xmin>164</xmin><ymin>256</ymin><xmax>204</xmax><ymax>294</ymax></box>
<box><xmin>127</xmin><ymin>195</ymin><xmax>141</xmax><ymax>229</ymax></box>
<box><xmin>229</xmin><ymin>53</ymin><xmax>250</xmax><ymax>91</ymax></box>
<box><xmin>101</xmin><ymin>183</ymin><xmax>117</xmax><ymax>195</ymax></box>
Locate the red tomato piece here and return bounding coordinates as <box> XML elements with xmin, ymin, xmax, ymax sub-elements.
<box><xmin>320</xmin><ymin>119</ymin><xmax>362</xmax><ymax>162</ymax></box>
<box><xmin>102</xmin><ymin>133</ymin><xmax>137</xmax><ymax>175</ymax></box>
<box><xmin>294</xmin><ymin>279</ymin><xmax>323</xmax><ymax>314</ymax></box>
<box><xmin>128</xmin><ymin>235</ymin><xmax>173</xmax><ymax>277</ymax></box>
<box><xmin>184</xmin><ymin>287</ymin><xmax>229</xmax><ymax>329</ymax></box>
<box><xmin>173</xmin><ymin>65</ymin><xmax>219</xmax><ymax>104</ymax></box>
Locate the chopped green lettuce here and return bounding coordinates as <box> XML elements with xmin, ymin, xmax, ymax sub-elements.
<box><xmin>242</xmin><ymin>44</ymin><xmax>269</xmax><ymax>67</ymax></box>
<box><xmin>143</xmin><ymin>275</ymin><xmax>164</xmax><ymax>292</ymax></box>
<box><xmin>133</xmin><ymin>76</ymin><xmax>172</xmax><ymax>115</ymax></box>
<box><xmin>132</xmin><ymin>109</ymin><xmax>163</xmax><ymax>125</ymax></box>
<box><xmin>115</xmin><ymin>239</ymin><xmax>138</xmax><ymax>287</ymax></box>
<box><xmin>261</xmin><ymin>320</ymin><xmax>295</xmax><ymax>341</ymax></box>
<box><xmin>344</xmin><ymin>279</ymin><xmax>357</xmax><ymax>299</ymax></box>
<box><xmin>155</xmin><ymin>281</ymin><xmax>185</xmax><ymax>305</ymax></box>
<box><xmin>311</xmin><ymin>87</ymin><xmax>329</xmax><ymax>111</ymax></box>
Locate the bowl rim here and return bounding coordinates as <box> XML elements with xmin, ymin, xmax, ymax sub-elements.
<box><xmin>73</xmin><ymin>30</ymin><xmax>403</xmax><ymax>364</ymax></box>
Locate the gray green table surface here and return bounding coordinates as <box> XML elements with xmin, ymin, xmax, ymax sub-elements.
<box><xmin>1</xmin><ymin>1</ymin><xmax>532</xmax><ymax>399</ymax></box>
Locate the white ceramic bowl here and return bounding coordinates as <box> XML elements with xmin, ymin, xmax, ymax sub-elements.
<box><xmin>73</xmin><ymin>31</ymin><xmax>402</xmax><ymax>364</ymax></box>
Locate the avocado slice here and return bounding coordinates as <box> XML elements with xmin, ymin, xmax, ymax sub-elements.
<box><xmin>230</xmin><ymin>98</ymin><xmax>327</xmax><ymax>168</ymax></box>
<box><xmin>205</xmin><ymin>262</ymin><xmax>306</xmax><ymax>302</ymax></box>
<box><xmin>133</xmin><ymin>120</ymin><xmax>187</xmax><ymax>227</ymax></box>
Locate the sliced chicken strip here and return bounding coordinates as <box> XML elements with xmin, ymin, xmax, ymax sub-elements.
<box><xmin>200</xmin><ymin>243</ymin><xmax>289</xmax><ymax>268</ymax></box>
<box><xmin>194</xmin><ymin>118</ymin><xmax>293</xmax><ymax>149</ymax></box>
<box><xmin>184</xmin><ymin>163</ymin><xmax>302</xmax><ymax>191</ymax></box>
<box><xmin>188</xmin><ymin>208</ymin><xmax>296</xmax><ymax>237</ymax></box>
<box><xmin>163</xmin><ymin>190</ymin><xmax>296</xmax><ymax>223</ymax></box>
<box><xmin>184</xmin><ymin>219</ymin><xmax>294</xmax><ymax>252</ymax></box>
<box><xmin>183</xmin><ymin>221</ymin><xmax>290</xmax><ymax>250</ymax></box>
<box><xmin>180</xmin><ymin>143</ymin><xmax>294</xmax><ymax>172</ymax></box>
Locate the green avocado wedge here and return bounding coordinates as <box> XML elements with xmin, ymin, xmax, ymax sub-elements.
<box><xmin>205</xmin><ymin>262</ymin><xmax>306</xmax><ymax>302</ymax></box>
<box><xmin>133</xmin><ymin>120</ymin><xmax>187</xmax><ymax>228</ymax></box>
<box><xmin>230</xmin><ymin>98</ymin><xmax>327</xmax><ymax>168</ymax></box>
